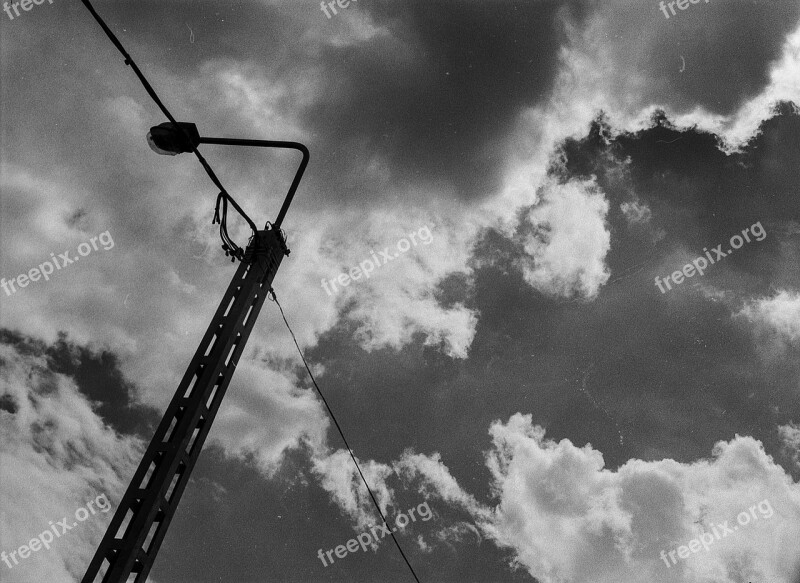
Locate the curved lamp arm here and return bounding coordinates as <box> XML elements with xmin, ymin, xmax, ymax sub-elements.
<box><xmin>198</xmin><ymin>137</ymin><xmax>309</xmax><ymax>229</ymax></box>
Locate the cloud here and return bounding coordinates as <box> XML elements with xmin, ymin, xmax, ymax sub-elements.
<box><xmin>317</xmin><ymin>6</ymin><xmax>390</xmax><ymax>48</ymax></box>
<box><xmin>676</xmin><ymin>26</ymin><xmax>800</xmax><ymax>151</ymax></box>
<box><xmin>620</xmin><ymin>200</ymin><xmax>652</xmax><ymax>226</ymax></box>
<box><xmin>737</xmin><ymin>290</ymin><xmax>800</xmax><ymax>352</ymax></box>
<box><xmin>0</xmin><ymin>340</ymin><xmax>143</xmax><ymax>583</ymax></box>
<box><xmin>515</xmin><ymin>178</ymin><xmax>612</xmax><ymax>299</ymax></box>
<box><xmin>481</xmin><ymin>413</ymin><xmax>800</xmax><ymax>583</ymax></box>
<box><xmin>211</xmin><ymin>360</ymin><xmax>329</xmax><ymax>475</ymax></box>
<box><xmin>394</xmin><ymin>451</ymin><xmax>488</xmax><ymax>518</ymax></box>
<box><xmin>307</xmin><ymin>413</ymin><xmax>800</xmax><ymax>583</ymax></box>
<box><xmin>2</xmin><ymin>5</ymin><xmax>799</xmax><ymax>581</ymax></box>
<box><xmin>304</xmin><ymin>211</ymin><xmax>480</xmax><ymax>359</ymax></box>
<box><xmin>567</xmin><ymin>0</ymin><xmax>800</xmax><ymax>122</ymax></box>
<box><xmin>311</xmin><ymin>449</ymin><xmax>395</xmax><ymax>530</ymax></box>
<box><xmin>495</xmin><ymin>11</ymin><xmax>800</xmax><ymax>225</ymax></box>
<box><xmin>779</xmin><ymin>423</ymin><xmax>800</xmax><ymax>468</ymax></box>
<box><xmin>308</xmin><ymin>446</ymin><xmax>491</xmax><ymax>552</ymax></box>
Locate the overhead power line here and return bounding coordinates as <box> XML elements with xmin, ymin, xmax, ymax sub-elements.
<box><xmin>269</xmin><ymin>289</ymin><xmax>423</xmax><ymax>583</ymax></box>
<box><xmin>79</xmin><ymin>0</ymin><xmax>255</xmax><ymax>260</ymax></box>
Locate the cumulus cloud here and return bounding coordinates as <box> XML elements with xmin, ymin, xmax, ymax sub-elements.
<box><xmin>737</xmin><ymin>290</ymin><xmax>800</xmax><ymax>352</ymax></box>
<box><xmin>515</xmin><ymin>179</ymin><xmax>612</xmax><ymax>299</ymax></box>
<box><xmin>481</xmin><ymin>413</ymin><xmax>800</xmax><ymax>583</ymax></box>
<box><xmin>307</xmin><ymin>413</ymin><xmax>800</xmax><ymax>583</ymax></box>
<box><xmin>305</xmin><ymin>210</ymin><xmax>481</xmax><ymax>359</ymax></box>
<box><xmin>0</xmin><ymin>341</ymin><xmax>143</xmax><ymax>583</ymax></box>
<box><xmin>211</xmin><ymin>360</ymin><xmax>329</xmax><ymax>476</ymax></box>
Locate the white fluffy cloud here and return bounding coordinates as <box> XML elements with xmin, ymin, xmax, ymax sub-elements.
<box><xmin>481</xmin><ymin>413</ymin><xmax>800</xmax><ymax>583</ymax></box>
<box><xmin>675</xmin><ymin>26</ymin><xmax>800</xmax><ymax>152</ymax></box>
<box><xmin>0</xmin><ymin>342</ymin><xmax>143</xmax><ymax>583</ymax></box>
<box><xmin>737</xmin><ymin>290</ymin><xmax>800</xmax><ymax>353</ymax></box>
<box><xmin>515</xmin><ymin>179</ymin><xmax>612</xmax><ymax>299</ymax></box>
<box><xmin>211</xmin><ymin>360</ymin><xmax>330</xmax><ymax>475</ymax></box>
<box><xmin>302</xmin><ymin>209</ymin><xmax>480</xmax><ymax>359</ymax></box>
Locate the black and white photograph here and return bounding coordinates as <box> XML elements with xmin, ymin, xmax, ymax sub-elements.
<box><xmin>1</xmin><ymin>1</ymin><xmax>800</xmax><ymax>582</ymax></box>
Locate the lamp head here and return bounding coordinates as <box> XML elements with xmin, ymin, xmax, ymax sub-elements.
<box><xmin>146</xmin><ymin>122</ymin><xmax>200</xmax><ymax>155</ymax></box>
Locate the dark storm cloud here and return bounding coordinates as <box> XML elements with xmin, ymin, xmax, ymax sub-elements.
<box><xmin>305</xmin><ymin>0</ymin><xmax>588</xmax><ymax>202</ymax></box>
<box><xmin>297</xmin><ymin>0</ymin><xmax>799</xmax><ymax>204</ymax></box>
<box><xmin>17</xmin><ymin>1</ymin><xmax>578</xmax><ymax>207</ymax></box>
<box><xmin>14</xmin><ymin>0</ymin><xmax>794</xmax><ymax>213</ymax></box>
<box><xmin>587</xmin><ymin>0</ymin><xmax>800</xmax><ymax>115</ymax></box>
<box><xmin>552</xmin><ymin>103</ymin><xmax>800</xmax><ymax>283</ymax></box>
<box><xmin>526</xmin><ymin>104</ymin><xmax>800</xmax><ymax>462</ymax></box>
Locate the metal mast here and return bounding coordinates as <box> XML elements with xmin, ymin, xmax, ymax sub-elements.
<box><xmin>82</xmin><ymin>123</ymin><xmax>308</xmax><ymax>582</ymax></box>
<box><xmin>82</xmin><ymin>229</ymin><xmax>284</xmax><ymax>583</ymax></box>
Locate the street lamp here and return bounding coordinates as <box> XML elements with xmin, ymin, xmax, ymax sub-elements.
<box><xmin>82</xmin><ymin>122</ymin><xmax>309</xmax><ymax>583</ymax></box>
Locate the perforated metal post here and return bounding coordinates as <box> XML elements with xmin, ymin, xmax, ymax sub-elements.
<box><xmin>82</xmin><ymin>228</ymin><xmax>285</xmax><ymax>583</ymax></box>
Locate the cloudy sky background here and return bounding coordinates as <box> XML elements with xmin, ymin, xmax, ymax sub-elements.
<box><xmin>2</xmin><ymin>1</ymin><xmax>800</xmax><ymax>582</ymax></box>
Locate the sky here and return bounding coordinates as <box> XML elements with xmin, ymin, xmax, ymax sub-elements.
<box><xmin>1</xmin><ymin>1</ymin><xmax>800</xmax><ymax>582</ymax></box>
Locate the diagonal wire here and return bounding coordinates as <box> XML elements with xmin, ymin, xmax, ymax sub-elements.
<box><xmin>268</xmin><ymin>289</ymin><xmax>423</xmax><ymax>583</ymax></box>
<box><xmin>78</xmin><ymin>0</ymin><xmax>257</xmax><ymax>255</ymax></box>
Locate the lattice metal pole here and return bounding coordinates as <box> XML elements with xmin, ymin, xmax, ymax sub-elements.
<box><xmin>82</xmin><ymin>228</ymin><xmax>285</xmax><ymax>583</ymax></box>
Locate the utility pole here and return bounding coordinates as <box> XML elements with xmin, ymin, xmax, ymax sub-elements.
<box><xmin>82</xmin><ymin>123</ymin><xmax>308</xmax><ymax>583</ymax></box>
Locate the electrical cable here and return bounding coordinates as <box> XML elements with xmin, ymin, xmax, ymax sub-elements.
<box><xmin>213</xmin><ymin>192</ymin><xmax>246</xmax><ymax>261</ymax></box>
<box><xmin>268</xmin><ymin>289</ymin><xmax>423</xmax><ymax>583</ymax></box>
<box><xmin>79</xmin><ymin>0</ymin><xmax>254</xmax><ymax>260</ymax></box>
